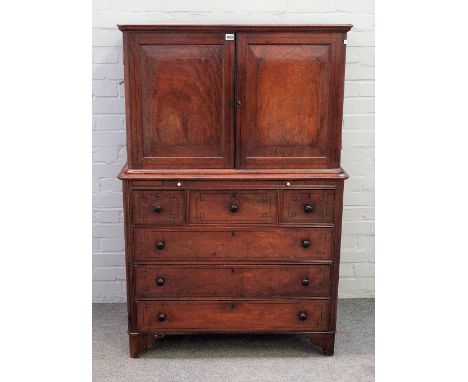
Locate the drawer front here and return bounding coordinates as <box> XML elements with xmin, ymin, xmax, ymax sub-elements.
<box><xmin>134</xmin><ymin>265</ymin><xmax>331</xmax><ymax>298</ymax></box>
<box><xmin>281</xmin><ymin>190</ymin><xmax>334</xmax><ymax>224</ymax></box>
<box><xmin>132</xmin><ymin>190</ymin><xmax>185</xmax><ymax>225</ymax></box>
<box><xmin>133</xmin><ymin>228</ymin><xmax>333</xmax><ymax>262</ymax></box>
<box><xmin>136</xmin><ymin>299</ymin><xmax>330</xmax><ymax>332</ymax></box>
<box><xmin>189</xmin><ymin>190</ymin><xmax>277</xmax><ymax>224</ymax></box>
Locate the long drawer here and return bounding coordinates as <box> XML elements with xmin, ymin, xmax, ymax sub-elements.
<box><xmin>133</xmin><ymin>227</ymin><xmax>333</xmax><ymax>262</ymax></box>
<box><xmin>136</xmin><ymin>299</ymin><xmax>331</xmax><ymax>332</ymax></box>
<box><xmin>134</xmin><ymin>264</ymin><xmax>331</xmax><ymax>298</ymax></box>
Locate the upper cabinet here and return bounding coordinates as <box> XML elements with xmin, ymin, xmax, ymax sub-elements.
<box><xmin>119</xmin><ymin>25</ymin><xmax>351</xmax><ymax>170</ymax></box>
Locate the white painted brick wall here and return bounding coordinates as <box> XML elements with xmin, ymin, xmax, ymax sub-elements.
<box><xmin>92</xmin><ymin>0</ymin><xmax>375</xmax><ymax>302</ymax></box>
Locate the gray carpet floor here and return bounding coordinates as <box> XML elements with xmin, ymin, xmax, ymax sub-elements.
<box><xmin>93</xmin><ymin>299</ymin><xmax>374</xmax><ymax>382</ymax></box>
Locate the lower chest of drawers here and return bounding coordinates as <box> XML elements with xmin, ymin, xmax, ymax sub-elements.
<box><xmin>121</xmin><ymin>176</ymin><xmax>345</xmax><ymax>357</ymax></box>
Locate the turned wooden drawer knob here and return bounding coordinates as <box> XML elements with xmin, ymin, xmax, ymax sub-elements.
<box><xmin>155</xmin><ymin>241</ymin><xmax>165</xmax><ymax>250</ymax></box>
<box><xmin>153</xmin><ymin>205</ymin><xmax>163</xmax><ymax>213</ymax></box>
<box><xmin>302</xmin><ymin>278</ymin><xmax>310</xmax><ymax>286</ymax></box>
<box><xmin>158</xmin><ymin>313</ymin><xmax>166</xmax><ymax>322</ymax></box>
<box><xmin>299</xmin><ymin>312</ymin><xmax>307</xmax><ymax>321</ymax></box>
<box><xmin>304</xmin><ymin>204</ymin><xmax>314</xmax><ymax>213</ymax></box>
<box><xmin>230</xmin><ymin>204</ymin><xmax>239</xmax><ymax>213</ymax></box>
<box><xmin>156</xmin><ymin>277</ymin><xmax>165</xmax><ymax>286</ymax></box>
<box><xmin>302</xmin><ymin>240</ymin><xmax>311</xmax><ymax>248</ymax></box>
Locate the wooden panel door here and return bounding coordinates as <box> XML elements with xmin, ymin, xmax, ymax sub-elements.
<box><xmin>124</xmin><ymin>32</ymin><xmax>235</xmax><ymax>169</ymax></box>
<box><xmin>236</xmin><ymin>32</ymin><xmax>346</xmax><ymax>169</ymax></box>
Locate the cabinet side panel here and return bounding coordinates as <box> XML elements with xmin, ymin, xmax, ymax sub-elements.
<box><xmin>122</xmin><ymin>180</ymin><xmax>135</xmax><ymax>331</ymax></box>
<box><xmin>330</xmin><ymin>179</ymin><xmax>345</xmax><ymax>330</ymax></box>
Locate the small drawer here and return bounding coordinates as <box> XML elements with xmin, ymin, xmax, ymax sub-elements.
<box><xmin>133</xmin><ymin>227</ymin><xmax>333</xmax><ymax>262</ymax></box>
<box><xmin>281</xmin><ymin>190</ymin><xmax>334</xmax><ymax>224</ymax></box>
<box><xmin>189</xmin><ymin>190</ymin><xmax>277</xmax><ymax>224</ymax></box>
<box><xmin>136</xmin><ymin>299</ymin><xmax>330</xmax><ymax>333</ymax></box>
<box><xmin>132</xmin><ymin>190</ymin><xmax>185</xmax><ymax>225</ymax></box>
<box><xmin>134</xmin><ymin>264</ymin><xmax>331</xmax><ymax>298</ymax></box>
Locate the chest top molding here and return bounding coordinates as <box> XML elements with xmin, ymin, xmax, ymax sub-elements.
<box><xmin>117</xmin><ymin>24</ymin><xmax>353</xmax><ymax>32</ymax></box>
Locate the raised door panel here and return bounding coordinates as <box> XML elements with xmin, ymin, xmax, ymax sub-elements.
<box><xmin>125</xmin><ymin>32</ymin><xmax>234</xmax><ymax>169</ymax></box>
<box><xmin>236</xmin><ymin>32</ymin><xmax>346</xmax><ymax>169</ymax></box>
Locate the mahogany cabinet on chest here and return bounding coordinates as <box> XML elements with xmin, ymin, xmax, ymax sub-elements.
<box><xmin>118</xmin><ymin>24</ymin><xmax>352</xmax><ymax>358</ymax></box>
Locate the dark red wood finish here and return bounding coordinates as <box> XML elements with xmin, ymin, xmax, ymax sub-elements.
<box><xmin>189</xmin><ymin>190</ymin><xmax>278</xmax><ymax>224</ymax></box>
<box><xmin>236</xmin><ymin>32</ymin><xmax>346</xmax><ymax>169</ymax></box>
<box><xmin>281</xmin><ymin>189</ymin><xmax>335</xmax><ymax>224</ymax></box>
<box><xmin>132</xmin><ymin>227</ymin><xmax>334</xmax><ymax>263</ymax></box>
<box><xmin>123</xmin><ymin>31</ymin><xmax>234</xmax><ymax>169</ymax></box>
<box><xmin>134</xmin><ymin>264</ymin><xmax>331</xmax><ymax>298</ymax></box>
<box><xmin>136</xmin><ymin>299</ymin><xmax>331</xmax><ymax>332</ymax></box>
<box><xmin>121</xmin><ymin>25</ymin><xmax>350</xmax><ymax>170</ymax></box>
<box><xmin>118</xmin><ymin>24</ymin><xmax>351</xmax><ymax>358</ymax></box>
<box><xmin>120</xmin><ymin>173</ymin><xmax>347</xmax><ymax>357</ymax></box>
<box><xmin>131</xmin><ymin>190</ymin><xmax>185</xmax><ymax>225</ymax></box>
